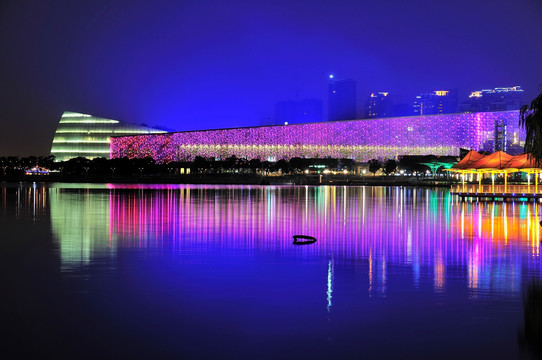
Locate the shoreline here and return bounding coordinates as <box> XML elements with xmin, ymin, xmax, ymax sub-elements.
<box><xmin>2</xmin><ymin>173</ymin><xmax>460</xmax><ymax>187</ymax></box>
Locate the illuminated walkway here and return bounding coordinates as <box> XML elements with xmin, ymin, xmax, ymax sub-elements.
<box><xmin>448</xmin><ymin>151</ymin><xmax>542</xmax><ymax>200</ymax></box>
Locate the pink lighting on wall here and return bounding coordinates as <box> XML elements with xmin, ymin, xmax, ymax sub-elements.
<box><xmin>110</xmin><ymin>111</ymin><xmax>523</xmax><ymax>163</ymax></box>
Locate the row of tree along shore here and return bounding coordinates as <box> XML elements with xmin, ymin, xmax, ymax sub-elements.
<box><xmin>1</xmin><ymin>154</ymin><xmax>460</xmax><ymax>186</ymax></box>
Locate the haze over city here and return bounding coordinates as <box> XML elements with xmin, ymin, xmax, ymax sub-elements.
<box><xmin>1</xmin><ymin>0</ymin><xmax>542</xmax><ymax>156</ymax></box>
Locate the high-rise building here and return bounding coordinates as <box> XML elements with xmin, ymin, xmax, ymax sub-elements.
<box><xmin>365</xmin><ymin>92</ymin><xmax>393</xmax><ymax>118</ymax></box>
<box><xmin>413</xmin><ymin>90</ymin><xmax>458</xmax><ymax>116</ymax></box>
<box><xmin>275</xmin><ymin>98</ymin><xmax>323</xmax><ymax>124</ymax></box>
<box><xmin>461</xmin><ymin>86</ymin><xmax>524</xmax><ymax>113</ymax></box>
<box><xmin>328</xmin><ymin>75</ymin><xmax>357</xmax><ymax>121</ymax></box>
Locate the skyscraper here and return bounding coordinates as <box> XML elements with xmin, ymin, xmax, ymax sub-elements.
<box><xmin>365</xmin><ymin>92</ymin><xmax>393</xmax><ymax>118</ymax></box>
<box><xmin>461</xmin><ymin>86</ymin><xmax>524</xmax><ymax>113</ymax></box>
<box><xmin>328</xmin><ymin>75</ymin><xmax>357</xmax><ymax>121</ymax></box>
<box><xmin>412</xmin><ymin>90</ymin><xmax>458</xmax><ymax>116</ymax></box>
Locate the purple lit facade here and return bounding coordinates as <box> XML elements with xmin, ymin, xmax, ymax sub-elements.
<box><xmin>111</xmin><ymin>111</ymin><xmax>523</xmax><ymax>162</ymax></box>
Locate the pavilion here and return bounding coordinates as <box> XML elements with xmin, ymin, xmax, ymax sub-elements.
<box><xmin>448</xmin><ymin>151</ymin><xmax>542</xmax><ymax>199</ymax></box>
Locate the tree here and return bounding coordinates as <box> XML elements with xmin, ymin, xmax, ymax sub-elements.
<box><xmin>520</xmin><ymin>90</ymin><xmax>542</xmax><ymax>162</ymax></box>
<box><xmin>368</xmin><ymin>159</ymin><xmax>381</xmax><ymax>176</ymax></box>
<box><xmin>275</xmin><ymin>159</ymin><xmax>290</xmax><ymax>174</ymax></box>
<box><xmin>339</xmin><ymin>158</ymin><xmax>355</xmax><ymax>171</ymax></box>
<box><xmin>384</xmin><ymin>159</ymin><xmax>397</xmax><ymax>175</ymax></box>
<box><xmin>248</xmin><ymin>159</ymin><xmax>261</xmax><ymax>173</ymax></box>
<box><xmin>194</xmin><ymin>156</ymin><xmax>210</xmax><ymax>173</ymax></box>
<box><xmin>289</xmin><ymin>157</ymin><xmax>307</xmax><ymax>172</ymax></box>
<box><xmin>261</xmin><ymin>161</ymin><xmax>271</xmax><ymax>174</ymax></box>
<box><xmin>223</xmin><ymin>155</ymin><xmax>238</xmax><ymax>171</ymax></box>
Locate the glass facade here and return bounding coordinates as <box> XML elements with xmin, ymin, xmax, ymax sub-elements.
<box><xmin>51</xmin><ymin>111</ymin><xmax>166</xmax><ymax>161</ymax></box>
<box><xmin>111</xmin><ymin>111</ymin><xmax>525</xmax><ymax>163</ymax></box>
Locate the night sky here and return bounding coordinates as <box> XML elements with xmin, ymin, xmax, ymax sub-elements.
<box><xmin>1</xmin><ymin>0</ymin><xmax>542</xmax><ymax>156</ymax></box>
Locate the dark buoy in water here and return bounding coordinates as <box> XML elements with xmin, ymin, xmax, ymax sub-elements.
<box><xmin>293</xmin><ymin>235</ymin><xmax>317</xmax><ymax>245</ymax></box>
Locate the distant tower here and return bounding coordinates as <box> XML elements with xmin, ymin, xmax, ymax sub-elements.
<box><xmin>413</xmin><ymin>90</ymin><xmax>457</xmax><ymax>116</ymax></box>
<box><xmin>366</xmin><ymin>92</ymin><xmax>393</xmax><ymax>118</ymax></box>
<box><xmin>461</xmin><ymin>86</ymin><xmax>524</xmax><ymax>113</ymax></box>
<box><xmin>328</xmin><ymin>74</ymin><xmax>357</xmax><ymax>121</ymax></box>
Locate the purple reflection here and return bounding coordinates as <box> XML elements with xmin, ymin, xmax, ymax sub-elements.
<box><xmin>107</xmin><ymin>185</ymin><xmax>541</xmax><ymax>297</ymax></box>
<box><xmin>2</xmin><ymin>183</ymin><xmax>541</xmax><ymax>358</ymax></box>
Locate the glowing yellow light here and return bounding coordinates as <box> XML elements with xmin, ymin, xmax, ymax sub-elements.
<box><xmin>61</xmin><ymin>112</ymin><xmax>92</xmax><ymax>118</ymax></box>
<box><xmin>59</xmin><ymin>120</ymin><xmax>119</xmax><ymax>124</ymax></box>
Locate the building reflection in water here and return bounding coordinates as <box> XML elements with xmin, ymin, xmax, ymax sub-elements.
<box><xmin>48</xmin><ymin>186</ymin><xmax>117</xmax><ymax>273</ymax></box>
<box><xmin>39</xmin><ymin>184</ymin><xmax>542</xmax><ymax>296</ymax></box>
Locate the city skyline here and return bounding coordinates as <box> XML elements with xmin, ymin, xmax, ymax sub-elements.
<box><xmin>1</xmin><ymin>0</ymin><xmax>542</xmax><ymax>156</ymax></box>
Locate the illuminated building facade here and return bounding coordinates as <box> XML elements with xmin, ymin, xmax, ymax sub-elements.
<box><xmin>111</xmin><ymin>110</ymin><xmax>524</xmax><ymax>163</ymax></box>
<box><xmin>50</xmin><ymin>111</ymin><xmax>166</xmax><ymax>161</ymax></box>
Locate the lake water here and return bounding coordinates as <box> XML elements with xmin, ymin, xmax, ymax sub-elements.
<box><xmin>1</xmin><ymin>183</ymin><xmax>541</xmax><ymax>359</ymax></box>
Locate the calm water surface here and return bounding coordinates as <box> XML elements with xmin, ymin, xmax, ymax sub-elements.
<box><xmin>1</xmin><ymin>183</ymin><xmax>541</xmax><ymax>359</ymax></box>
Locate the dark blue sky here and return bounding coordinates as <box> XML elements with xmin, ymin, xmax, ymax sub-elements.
<box><xmin>1</xmin><ymin>0</ymin><xmax>541</xmax><ymax>156</ymax></box>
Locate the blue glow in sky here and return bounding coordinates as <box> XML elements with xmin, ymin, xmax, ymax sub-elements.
<box><xmin>0</xmin><ymin>0</ymin><xmax>541</xmax><ymax>155</ymax></box>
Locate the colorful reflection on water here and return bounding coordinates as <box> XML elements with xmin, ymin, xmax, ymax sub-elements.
<box><xmin>45</xmin><ymin>185</ymin><xmax>542</xmax><ymax>297</ymax></box>
<box><xmin>2</xmin><ymin>183</ymin><xmax>542</xmax><ymax>359</ymax></box>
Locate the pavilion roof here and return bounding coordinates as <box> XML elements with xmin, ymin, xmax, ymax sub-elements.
<box><xmin>467</xmin><ymin>151</ymin><xmax>514</xmax><ymax>171</ymax></box>
<box><xmin>449</xmin><ymin>150</ymin><xmax>484</xmax><ymax>170</ymax></box>
<box><xmin>502</xmin><ymin>153</ymin><xmax>542</xmax><ymax>171</ymax></box>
